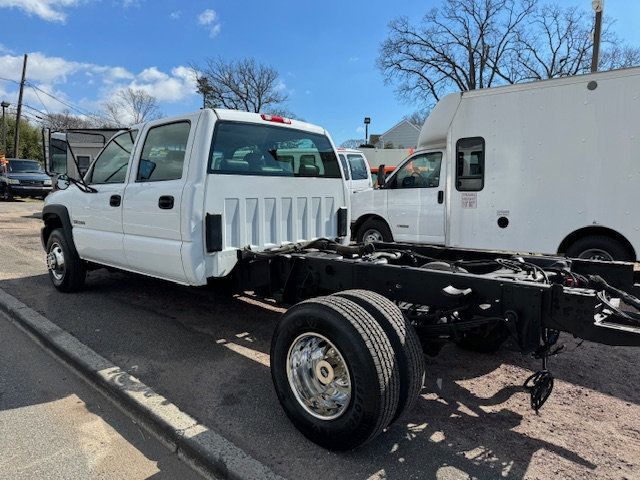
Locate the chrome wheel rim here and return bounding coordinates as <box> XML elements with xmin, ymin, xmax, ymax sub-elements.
<box><xmin>47</xmin><ymin>243</ymin><xmax>65</xmax><ymax>281</ymax></box>
<box><xmin>286</xmin><ymin>332</ymin><xmax>351</xmax><ymax>420</ymax></box>
<box><xmin>578</xmin><ymin>248</ymin><xmax>613</xmax><ymax>262</ymax></box>
<box><xmin>362</xmin><ymin>228</ymin><xmax>383</xmax><ymax>244</ymax></box>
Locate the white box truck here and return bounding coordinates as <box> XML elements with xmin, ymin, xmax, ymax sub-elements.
<box><xmin>351</xmin><ymin>67</ymin><xmax>640</xmax><ymax>261</ymax></box>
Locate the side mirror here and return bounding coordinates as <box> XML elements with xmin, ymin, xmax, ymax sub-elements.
<box><xmin>376</xmin><ymin>164</ymin><xmax>386</xmax><ymax>188</ymax></box>
<box><xmin>44</xmin><ymin>129</ymin><xmax>71</xmax><ymax>178</ymax></box>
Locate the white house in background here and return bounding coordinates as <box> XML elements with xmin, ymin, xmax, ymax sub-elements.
<box><xmin>372</xmin><ymin>119</ymin><xmax>421</xmax><ymax>149</ymax></box>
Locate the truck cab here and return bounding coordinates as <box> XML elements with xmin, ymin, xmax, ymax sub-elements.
<box><xmin>41</xmin><ymin>109</ymin><xmax>349</xmax><ymax>288</ymax></box>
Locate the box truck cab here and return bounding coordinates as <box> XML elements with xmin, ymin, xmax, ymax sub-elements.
<box><xmin>337</xmin><ymin>148</ymin><xmax>373</xmax><ymax>193</ymax></box>
<box><xmin>351</xmin><ymin>67</ymin><xmax>640</xmax><ymax>261</ymax></box>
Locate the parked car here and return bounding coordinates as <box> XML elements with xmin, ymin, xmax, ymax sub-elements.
<box><xmin>336</xmin><ymin>148</ymin><xmax>372</xmax><ymax>193</ymax></box>
<box><xmin>0</xmin><ymin>158</ymin><xmax>52</xmax><ymax>201</ymax></box>
<box><xmin>351</xmin><ymin>67</ymin><xmax>640</xmax><ymax>261</ymax></box>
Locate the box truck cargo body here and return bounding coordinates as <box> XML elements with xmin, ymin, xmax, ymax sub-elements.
<box><xmin>351</xmin><ymin>67</ymin><xmax>640</xmax><ymax>261</ymax></box>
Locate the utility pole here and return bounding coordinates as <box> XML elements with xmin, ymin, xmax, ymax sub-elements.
<box><xmin>364</xmin><ymin>117</ymin><xmax>371</xmax><ymax>145</ymax></box>
<box><xmin>591</xmin><ymin>0</ymin><xmax>604</xmax><ymax>73</ymax></box>
<box><xmin>1</xmin><ymin>101</ymin><xmax>9</xmax><ymax>155</ymax></box>
<box><xmin>14</xmin><ymin>54</ymin><xmax>28</xmax><ymax>157</ymax></box>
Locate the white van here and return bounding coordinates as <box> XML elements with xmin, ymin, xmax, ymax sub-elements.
<box><xmin>351</xmin><ymin>67</ymin><xmax>640</xmax><ymax>261</ymax></box>
<box><xmin>337</xmin><ymin>148</ymin><xmax>372</xmax><ymax>193</ymax></box>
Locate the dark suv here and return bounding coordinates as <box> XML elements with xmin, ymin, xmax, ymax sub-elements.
<box><xmin>1</xmin><ymin>158</ymin><xmax>53</xmax><ymax>201</ymax></box>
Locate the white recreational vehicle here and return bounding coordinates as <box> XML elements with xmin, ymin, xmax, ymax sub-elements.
<box><xmin>351</xmin><ymin>67</ymin><xmax>640</xmax><ymax>261</ymax></box>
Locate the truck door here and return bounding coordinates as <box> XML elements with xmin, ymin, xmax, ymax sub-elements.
<box><xmin>72</xmin><ymin>130</ymin><xmax>137</xmax><ymax>267</ymax></box>
<box><xmin>122</xmin><ymin>119</ymin><xmax>195</xmax><ymax>283</ymax></box>
<box><xmin>385</xmin><ymin>152</ymin><xmax>445</xmax><ymax>243</ymax></box>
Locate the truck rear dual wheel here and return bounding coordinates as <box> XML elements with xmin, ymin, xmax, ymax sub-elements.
<box><xmin>270</xmin><ymin>295</ymin><xmax>400</xmax><ymax>450</ymax></box>
<box><xmin>333</xmin><ymin>290</ymin><xmax>425</xmax><ymax>422</ymax></box>
<box><xmin>46</xmin><ymin>228</ymin><xmax>86</xmax><ymax>292</ymax></box>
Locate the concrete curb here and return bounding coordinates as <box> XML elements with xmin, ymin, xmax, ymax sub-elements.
<box><xmin>0</xmin><ymin>287</ymin><xmax>284</xmax><ymax>480</ymax></box>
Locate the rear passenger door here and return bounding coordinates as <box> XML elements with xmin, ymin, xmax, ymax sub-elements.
<box><xmin>122</xmin><ymin>119</ymin><xmax>195</xmax><ymax>282</ymax></box>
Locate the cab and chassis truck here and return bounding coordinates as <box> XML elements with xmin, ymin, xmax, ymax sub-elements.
<box><xmin>41</xmin><ymin>109</ymin><xmax>640</xmax><ymax>450</ymax></box>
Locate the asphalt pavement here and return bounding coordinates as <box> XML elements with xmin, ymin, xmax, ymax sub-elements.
<box><xmin>1</xmin><ymin>199</ymin><xmax>639</xmax><ymax>480</ymax></box>
<box><xmin>0</xmin><ymin>309</ymin><xmax>201</xmax><ymax>480</ymax></box>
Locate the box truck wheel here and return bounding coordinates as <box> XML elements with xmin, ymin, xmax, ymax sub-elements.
<box><xmin>333</xmin><ymin>290</ymin><xmax>424</xmax><ymax>422</ymax></box>
<box><xmin>565</xmin><ymin>235</ymin><xmax>633</xmax><ymax>262</ymax></box>
<box><xmin>270</xmin><ymin>296</ymin><xmax>400</xmax><ymax>450</ymax></box>
<box><xmin>356</xmin><ymin>218</ymin><xmax>393</xmax><ymax>244</ymax></box>
<box><xmin>46</xmin><ymin>228</ymin><xmax>86</xmax><ymax>292</ymax></box>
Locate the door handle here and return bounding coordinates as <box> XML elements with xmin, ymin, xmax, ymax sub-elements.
<box><xmin>437</xmin><ymin>190</ymin><xmax>444</xmax><ymax>204</ymax></box>
<box><xmin>109</xmin><ymin>195</ymin><xmax>121</xmax><ymax>207</ymax></box>
<box><xmin>158</xmin><ymin>195</ymin><xmax>174</xmax><ymax>209</ymax></box>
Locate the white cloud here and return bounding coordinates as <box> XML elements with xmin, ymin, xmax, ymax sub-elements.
<box><xmin>0</xmin><ymin>51</ymin><xmax>198</xmax><ymax>118</ymax></box>
<box><xmin>197</xmin><ymin>8</ymin><xmax>221</xmax><ymax>38</ymax></box>
<box><xmin>169</xmin><ymin>9</ymin><xmax>180</xmax><ymax>19</ymax></box>
<box><xmin>356</xmin><ymin>126</ymin><xmax>365</xmax><ymax>133</ymax></box>
<box><xmin>348</xmin><ymin>56</ymin><xmax>360</xmax><ymax>63</ymax></box>
<box><xmin>0</xmin><ymin>0</ymin><xmax>83</xmax><ymax>22</ymax></box>
<box><xmin>0</xmin><ymin>43</ymin><xmax>14</xmax><ymax>54</ymax></box>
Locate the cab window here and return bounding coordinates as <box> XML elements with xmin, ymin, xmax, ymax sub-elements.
<box><xmin>338</xmin><ymin>154</ymin><xmax>350</xmax><ymax>180</ymax></box>
<box><xmin>347</xmin><ymin>154</ymin><xmax>368</xmax><ymax>180</ymax></box>
<box><xmin>389</xmin><ymin>153</ymin><xmax>442</xmax><ymax>189</ymax></box>
<box><xmin>209</xmin><ymin>122</ymin><xmax>340</xmax><ymax>178</ymax></box>
<box><xmin>137</xmin><ymin>122</ymin><xmax>191</xmax><ymax>182</ymax></box>
<box><xmin>88</xmin><ymin>131</ymin><xmax>138</xmax><ymax>184</ymax></box>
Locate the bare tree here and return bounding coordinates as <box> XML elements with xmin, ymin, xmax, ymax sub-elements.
<box><xmin>378</xmin><ymin>0</ymin><xmax>536</xmax><ymax>107</ymax></box>
<box><xmin>514</xmin><ymin>5</ymin><xmax>640</xmax><ymax>81</ymax></box>
<box><xmin>193</xmin><ymin>57</ymin><xmax>288</xmax><ymax>113</ymax></box>
<box><xmin>339</xmin><ymin>139</ymin><xmax>367</xmax><ymax>149</ymax></box>
<box><xmin>379</xmin><ymin>0</ymin><xmax>640</xmax><ymax>107</ymax></box>
<box><xmin>102</xmin><ymin>88</ymin><xmax>162</xmax><ymax>126</ymax></box>
<box><xmin>403</xmin><ymin>109</ymin><xmax>429</xmax><ymax>127</ymax></box>
<box><xmin>44</xmin><ymin>109</ymin><xmax>98</xmax><ymax>130</ymax></box>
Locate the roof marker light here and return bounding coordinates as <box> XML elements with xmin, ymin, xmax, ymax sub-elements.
<box><xmin>260</xmin><ymin>114</ymin><xmax>292</xmax><ymax>124</ymax></box>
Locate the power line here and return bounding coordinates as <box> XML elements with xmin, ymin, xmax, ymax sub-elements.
<box><xmin>26</xmin><ymin>82</ymin><xmax>94</xmax><ymax>117</ymax></box>
<box><xmin>29</xmin><ymin>85</ymin><xmax>50</xmax><ymax>115</ymax></box>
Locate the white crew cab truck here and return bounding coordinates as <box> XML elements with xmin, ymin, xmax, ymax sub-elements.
<box><xmin>41</xmin><ymin>108</ymin><xmax>640</xmax><ymax>452</ymax></box>
<box><xmin>351</xmin><ymin>67</ymin><xmax>640</xmax><ymax>262</ymax></box>
<box><xmin>336</xmin><ymin>148</ymin><xmax>373</xmax><ymax>193</ymax></box>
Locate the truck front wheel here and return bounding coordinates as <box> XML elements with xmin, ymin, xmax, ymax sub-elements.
<box><xmin>46</xmin><ymin>229</ymin><xmax>86</xmax><ymax>292</ymax></box>
<box><xmin>565</xmin><ymin>235</ymin><xmax>633</xmax><ymax>262</ymax></box>
<box><xmin>356</xmin><ymin>218</ymin><xmax>393</xmax><ymax>244</ymax></box>
<box><xmin>270</xmin><ymin>296</ymin><xmax>399</xmax><ymax>450</ymax></box>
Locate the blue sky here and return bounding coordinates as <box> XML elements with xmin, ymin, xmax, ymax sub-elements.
<box><xmin>1</xmin><ymin>0</ymin><xmax>639</xmax><ymax>144</ymax></box>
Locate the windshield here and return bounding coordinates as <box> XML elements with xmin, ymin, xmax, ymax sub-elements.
<box><xmin>8</xmin><ymin>160</ymin><xmax>44</xmax><ymax>174</ymax></box>
<box><xmin>209</xmin><ymin>122</ymin><xmax>341</xmax><ymax>178</ymax></box>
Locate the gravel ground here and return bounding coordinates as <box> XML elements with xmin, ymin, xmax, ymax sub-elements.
<box><xmin>1</xmin><ymin>199</ymin><xmax>639</xmax><ymax>480</ymax></box>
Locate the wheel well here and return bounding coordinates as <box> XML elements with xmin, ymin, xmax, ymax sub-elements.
<box><xmin>558</xmin><ymin>226</ymin><xmax>636</xmax><ymax>260</ymax></box>
<box><xmin>351</xmin><ymin>214</ymin><xmax>390</xmax><ymax>240</ymax></box>
<box><xmin>42</xmin><ymin>213</ymin><xmax>63</xmax><ymax>246</ymax></box>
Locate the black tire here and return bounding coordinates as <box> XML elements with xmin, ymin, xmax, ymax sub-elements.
<box><xmin>1</xmin><ymin>187</ymin><xmax>13</xmax><ymax>201</ymax></box>
<box><xmin>455</xmin><ymin>324</ymin><xmax>509</xmax><ymax>353</ymax></box>
<box><xmin>356</xmin><ymin>217</ymin><xmax>393</xmax><ymax>244</ymax></box>
<box><xmin>565</xmin><ymin>235</ymin><xmax>634</xmax><ymax>262</ymax></box>
<box><xmin>46</xmin><ymin>228</ymin><xmax>86</xmax><ymax>292</ymax></box>
<box><xmin>270</xmin><ymin>296</ymin><xmax>400</xmax><ymax>450</ymax></box>
<box><xmin>333</xmin><ymin>289</ymin><xmax>424</xmax><ymax>422</ymax></box>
